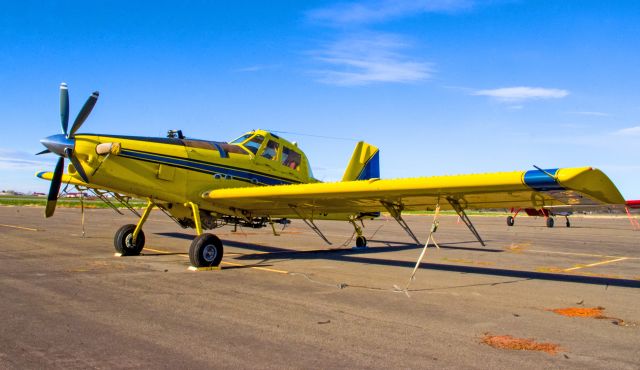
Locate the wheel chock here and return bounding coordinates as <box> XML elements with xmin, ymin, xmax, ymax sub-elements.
<box><xmin>188</xmin><ymin>266</ymin><xmax>221</xmax><ymax>271</ymax></box>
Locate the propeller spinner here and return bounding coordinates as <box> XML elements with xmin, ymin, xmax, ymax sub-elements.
<box><xmin>39</xmin><ymin>83</ymin><xmax>99</xmax><ymax>217</ymax></box>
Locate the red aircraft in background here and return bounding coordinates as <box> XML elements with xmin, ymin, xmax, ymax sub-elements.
<box><xmin>506</xmin><ymin>199</ymin><xmax>640</xmax><ymax>229</ymax></box>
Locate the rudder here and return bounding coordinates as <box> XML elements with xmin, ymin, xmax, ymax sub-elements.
<box><xmin>342</xmin><ymin>141</ymin><xmax>380</xmax><ymax>181</ymax></box>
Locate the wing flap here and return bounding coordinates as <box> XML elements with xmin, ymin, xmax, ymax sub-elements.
<box><xmin>202</xmin><ymin>167</ymin><xmax>625</xmax><ymax>216</ymax></box>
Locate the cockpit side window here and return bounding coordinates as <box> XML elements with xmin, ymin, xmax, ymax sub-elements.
<box><xmin>281</xmin><ymin>147</ymin><xmax>301</xmax><ymax>171</ymax></box>
<box><xmin>261</xmin><ymin>140</ymin><xmax>279</xmax><ymax>160</ymax></box>
<box><xmin>244</xmin><ymin>135</ymin><xmax>264</xmax><ymax>155</ymax></box>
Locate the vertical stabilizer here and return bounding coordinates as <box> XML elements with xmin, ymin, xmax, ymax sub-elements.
<box><xmin>342</xmin><ymin>141</ymin><xmax>380</xmax><ymax>181</ymax></box>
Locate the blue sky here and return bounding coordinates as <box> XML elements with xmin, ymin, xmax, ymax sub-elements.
<box><xmin>1</xmin><ymin>0</ymin><xmax>638</xmax><ymax>199</ymax></box>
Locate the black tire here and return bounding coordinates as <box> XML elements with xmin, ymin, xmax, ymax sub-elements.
<box><xmin>189</xmin><ymin>233</ymin><xmax>223</xmax><ymax>267</ymax></box>
<box><xmin>506</xmin><ymin>216</ymin><xmax>515</xmax><ymax>226</ymax></box>
<box><xmin>546</xmin><ymin>217</ymin><xmax>555</xmax><ymax>228</ymax></box>
<box><xmin>566</xmin><ymin>220</ymin><xmax>571</xmax><ymax>228</ymax></box>
<box><xmin>114</xmin><ymin>224</ymin><xmax>145</xmax><ymax>256</ymax></box>
<box><xmin>355</xmin><ymin>235</ymin><xmax>367</xmax><ymax>248</ymax></box>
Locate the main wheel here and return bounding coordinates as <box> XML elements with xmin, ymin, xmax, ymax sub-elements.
<box><xmin>546</xmin><ymin>217</ymin><xmax>555</xmax><ymax>228</ymax></box>
<box><xmin>566</xmin><ymin>219</ymin><xmax>571</xmax><ymax>227</ymax></box>
<box><xmin>114</xmin><ymin>224</ymin><xmax>145</xmax><ymax>256</ymax></box>
<box><xmin>189</xmin><ymin>233</ymin><xmax>224</xmax><ymax>267</ymax></box>
<box><xmin>355</xmin><ymin>235</ymin><xmax>367</xmax><ymax>248</ymax></box>
<box><xmin>506</xmin><ymin>216</ymin><xmax>515</xmax><ymax>226</ymax></box>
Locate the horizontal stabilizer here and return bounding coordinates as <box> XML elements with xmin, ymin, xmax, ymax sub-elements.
<box><xmin>36</xmin><ymin>171</ymin><xmax>88</xmax><ymax>186</ymax></box>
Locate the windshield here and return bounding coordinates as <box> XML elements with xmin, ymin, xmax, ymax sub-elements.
<box><xmin>230</xmin><ymin>134</ymin><xmax>252</xmax><ymax>144</ymax></box>
<box><xmin>305</xmin><ymin>157</ymin><xmax>314</xmax><ymax>178</ymax></box>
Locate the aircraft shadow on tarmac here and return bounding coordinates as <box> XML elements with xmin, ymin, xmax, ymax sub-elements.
<box><xmin>155</xmin><ymin>232</ymin><xmax>640</xmax><ymax>288</ymax></box>
<box><xmin>368</xmin><ymin>239</ymin><xmax>504</xmax><ymax>253</ymax></box>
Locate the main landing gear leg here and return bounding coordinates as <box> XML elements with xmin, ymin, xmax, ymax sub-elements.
<box><xmin>268</xmin><ymin>216</ymin><xmax>280</xmax><ymax>236</ymax></box>
<box><xmin>349</xmin><ymin>218</ymin><xmax>367</xmax><ymax>248</ymax></box>
<box><xmin>187</xmin><ymin>202</ymin><xmax>224</xmax><ymax>267</ymax></box>
<box><xmin>114</xmin><ymin>198</ymin><xmax>153</xmax><ymax>256</ymax></box>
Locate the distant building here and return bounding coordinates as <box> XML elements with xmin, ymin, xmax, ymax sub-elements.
<box><xmin>62</xmin><ymin>192</ymin><xmax>90</xmax><ymax>198</ymax></box>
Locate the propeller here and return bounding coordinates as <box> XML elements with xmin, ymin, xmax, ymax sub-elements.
<box><xmin>68</xmin><ymin>91</ymin><xmax>99</xmax><ymax>138</ymax></box>
<box><xmin>60</xmin><ymin>82</ymin><xmax>69</xmax><ymax>135</ymax></box>
<box><xmin>45</xmin><ymin>157</ymin><xmax>65</xmax><ymax>218</ymax></box>
<box><xmin>39</xmin><ymin>83</ymin><xmax>99</xmax><ymax>217</ymax></box>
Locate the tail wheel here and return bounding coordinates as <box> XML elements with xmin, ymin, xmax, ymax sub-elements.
<box><xmin>114</xmin><ymin>224</ymin><xmax>145</xmax><ymax>256</ymax></box>
<box><xmin>189</xmin><ymin>233</ymin><xmax>224</xmax><ymax>267</ymax></box>
<box><xmin>506</xmin><ymin>216</ymin><xmax>515</xmax><ymax>226</ymax></box>
<box><xmin>355</xmin><ymin>235</ymin><xmax>367</xmax><ymax>248</ymax></box>
<box><xmin>546</xmin><ymin>217</ymin><xmax>555</xmax><ymax>228</ymax></box>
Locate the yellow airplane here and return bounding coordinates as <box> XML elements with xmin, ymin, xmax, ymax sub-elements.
<box><xmin>37</xmin><ymin>83</ymin><xmax>626</xmax><ymax>269</ymax></box>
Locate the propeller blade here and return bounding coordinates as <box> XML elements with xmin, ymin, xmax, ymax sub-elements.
<box><xmin>68</xmin><ymin>91</ymin><xmax>99</xmax><ymax>138</ymax></box>
<box><xmin>64</xmin><ymin>147</ymin><xmax>89</xmax><ymax>183</ymax></box>
<box><xmin>36</xmin><ymin>149</ymin><xmax>51</xmax><ymax>155</ymax></box>
<box><xmin>45</xmin><ymin>156</ymin><xmax>65</xmax><ymax>218</ymax></box>
<box><xmin>60</xmin><ymin>83</ymin><xmax>69</xmax><ymax>136</ymax></box>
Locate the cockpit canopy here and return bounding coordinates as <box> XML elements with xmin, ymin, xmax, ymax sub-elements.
<box><xmin>230</xmin><ymin>130</ymin><xmax>313</xmax><ymax>178</ymax></box>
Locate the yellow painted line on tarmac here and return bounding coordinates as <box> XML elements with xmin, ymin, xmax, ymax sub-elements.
<box><xmin>526</xmin><ymin>249</ymin><xmax>640</xmax><ymax>260</ymax></box>
<box><xmin>221</xmin><ymin>261</ymin><xmax>288</xmax><ymax>274</ymax></box>
<box><xmin>564</xmin><ymin>257</ymin><xmax>629</xmax><ymax>272</ymax></box>
<box><xmin>144</xmin><ymin>247</ymin><xmax>185</xmax><ymax>255</ymax></box>
<box><xmin>142</xmin><ymin>247</ymin><xmax>288</xmax><ymax>274</ymax></box>
<box><xmin>0</xmin><ymin>223</ymin><xmax>38</xmax><ymax>231</ymax></box>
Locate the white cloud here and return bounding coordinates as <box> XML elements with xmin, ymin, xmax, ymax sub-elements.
<box><xmin>307</xmin><ymin>0</ymin><xmax>474</xmax><ymax>25</ymax></box>
<box><xmin>612</xmin><ymin>126</ymin><xmax>640</xmax><ymax>136</ymax></box>
<box><xmin>0</xmin><ymin>149</ymin><xmax>55</xmax><ymax>170</ymax></box>
<box><xmin>566</xmin><ymin>111</ymin><xmax>610</xmax><ymax>117</ymax></box>
<box><xmin>472</xmin><ymin>86</ymin><xmax>569</xmax><ymax>102</ymax></box>
<box><xmin>234</xmin><ymin>64</ymin><xmax>279</xmax><ymax>73</ymax></box>
<box><xmin>311</xmin><ymin>33</ymin><xmax>432</xmax><ymax>86</ymax></box>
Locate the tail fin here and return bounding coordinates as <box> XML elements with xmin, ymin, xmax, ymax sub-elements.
<box><xmin>342</xmin><ymin>141</ymin><xmax>380</xmax><ymax>181</ymax></box>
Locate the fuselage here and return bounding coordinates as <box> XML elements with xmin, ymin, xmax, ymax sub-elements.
<box><xmin>69</xmin><ymin>129</ymin><xmax>317</xmax><ymax>217</ymax></box>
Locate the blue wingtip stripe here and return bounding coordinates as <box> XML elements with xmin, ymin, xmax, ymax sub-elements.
<box><xmin>523</xmin><ymin>168</ymin><xmax>564</xmax><ymax>191</ymax></box>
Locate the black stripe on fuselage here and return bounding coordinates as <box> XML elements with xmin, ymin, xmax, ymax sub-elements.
<box><xmin>119</xmin><ymin>148</ymin><xmax>302</xmax><ymax>186</ymax></box>
<box><xmin>79</xmin><ymin>133</ymin><xmax>305</xmax><ymax>185</ymax></box>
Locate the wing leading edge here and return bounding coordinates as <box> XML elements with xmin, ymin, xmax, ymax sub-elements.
<box><xmin>201</xmin><ymin>167</ymin><xmax>625</xmax><ymax>217</ymax></box>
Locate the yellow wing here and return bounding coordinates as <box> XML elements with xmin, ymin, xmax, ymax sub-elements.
<box><xmin>202</xmin><ymin>167</ymin><xmax>625</xmax><ymax>217</ymax></box>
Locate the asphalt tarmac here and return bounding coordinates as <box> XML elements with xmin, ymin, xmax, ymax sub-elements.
<box><xmin>1</xmin><ymin>206</ymin><xmax>639</xmax><ymax>369</ymax></box>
